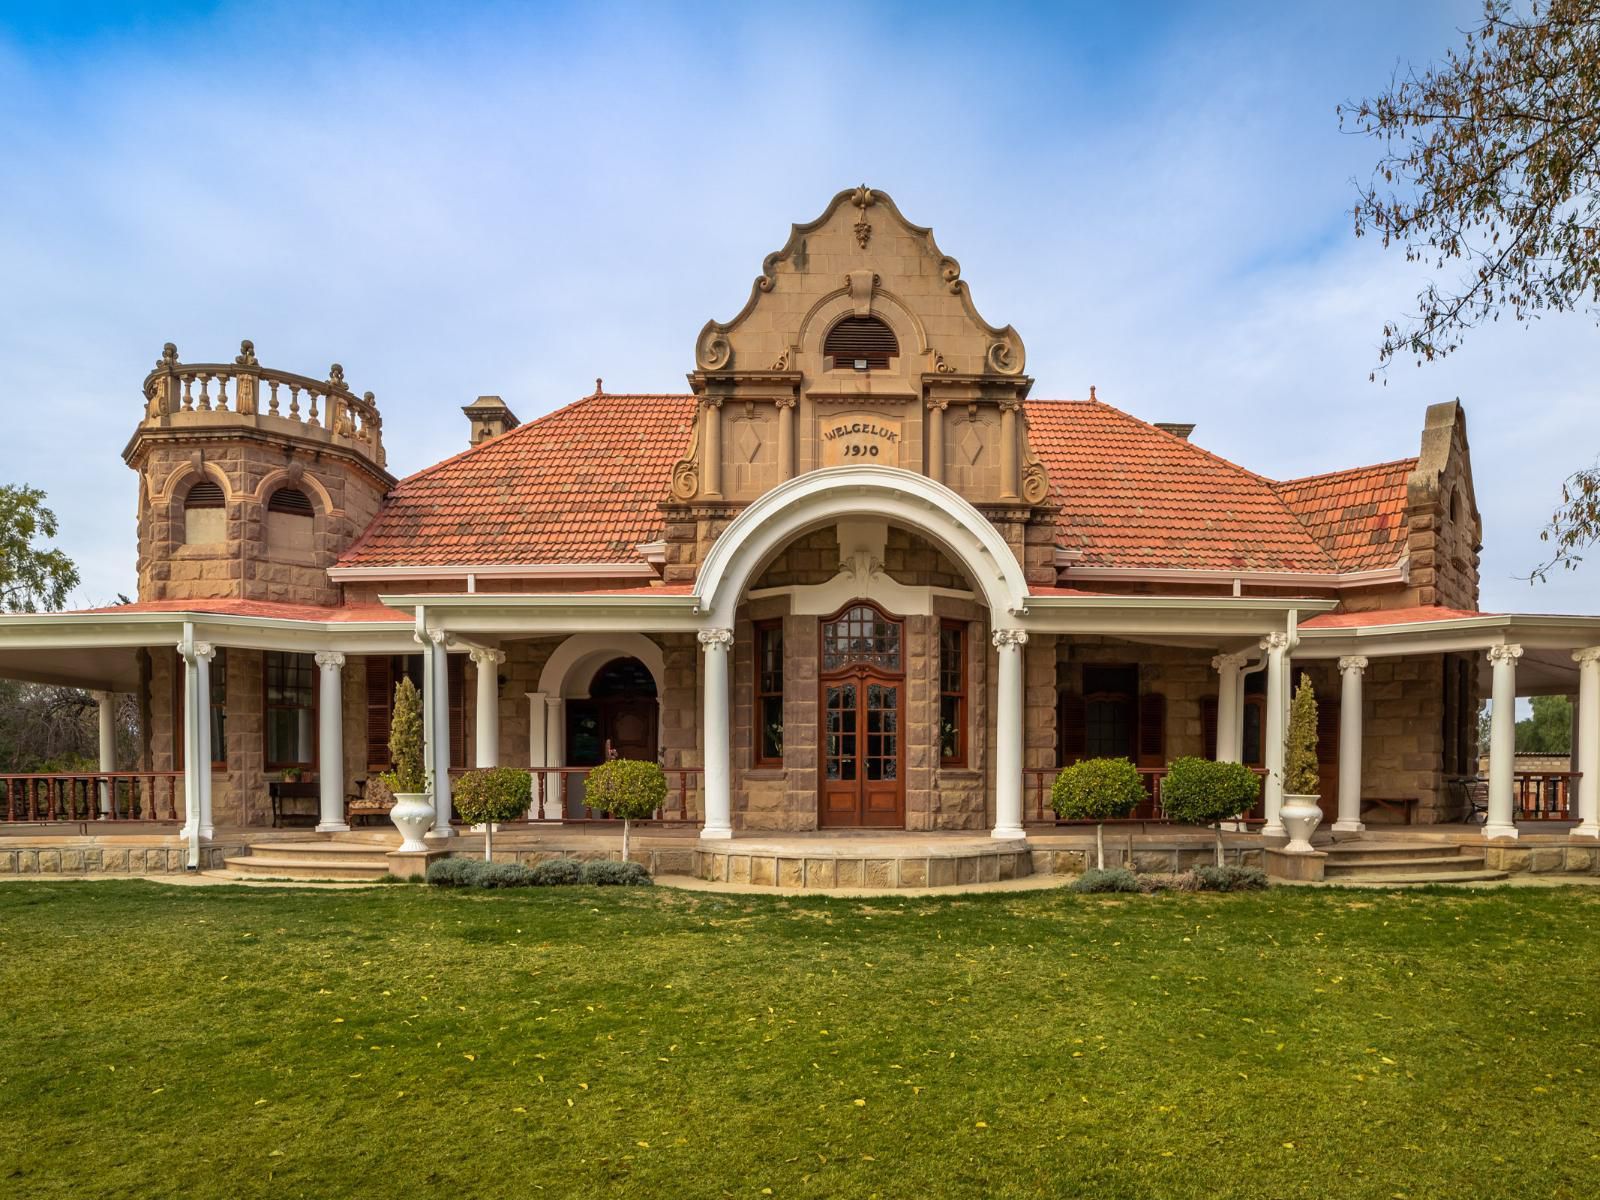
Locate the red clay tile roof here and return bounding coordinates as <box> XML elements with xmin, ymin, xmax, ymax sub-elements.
<box><xmin>1273</xmin><ymin>459</ymin><xmax>1417</xmax><ymax>572</ymax></box>
<box><xmin>338</xmin><ymin>392</ymin><xmax>697</xmax><ymax>568</ymax></box>
<box><xmin>1024</xmin><ymin>400</ymin><xmax>1341</xmax><ymax>572</ymax></box>
<box><xmin>75</xmin><ymin>599</ymin><xmax>411</xmax><ymax>622</ymax></box>
<box><xmin>1300</xmin><ymin>605</ymin><xmax>1486</xmax><ymax>629</ymax></box>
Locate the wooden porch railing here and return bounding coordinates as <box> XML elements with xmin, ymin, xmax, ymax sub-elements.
<box><xmin>1023</xmin><ymin>766</ymin><xmax>1269</xmax><ymax>827</ymax></box>
<box><xmin>445</xmin><ymin>767</ymin><xmax>701</xmax><ymax>826</ymax></box>
<box><xmin>1514</xmin><ymin>770</ymin><xmax>1579</xmax><ymax>821</ymax></box>
<box><xmin>0</xmin><ymin>772</ymin><xmax>184</xmax><ymax>823</ymax></box>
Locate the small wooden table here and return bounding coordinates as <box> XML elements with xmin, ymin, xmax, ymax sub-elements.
<box><xmin>269</xmin><ymin>780</ymin><xmax>319</xmax><ymax>828</ymax></box>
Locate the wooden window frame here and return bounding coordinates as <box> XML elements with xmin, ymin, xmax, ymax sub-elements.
<box><xmin>754</xmin><ymin>619</ymin><xmax>784</xmax><ymax>767</ymax></box>
<box><xmin>938</xmin><ymin>620</ymin><xmax>968</xmax><ymax>768</ymax></box>
<box><xmin>262</xmin><ymin>650</ymin><xmax>318</xmax><ymax>772</ymax></box>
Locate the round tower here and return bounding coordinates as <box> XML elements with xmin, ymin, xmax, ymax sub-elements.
<box><xmin>123</xmin><ymin>340</ymin><xmax>394</xmax><ymax>606</ymax></box>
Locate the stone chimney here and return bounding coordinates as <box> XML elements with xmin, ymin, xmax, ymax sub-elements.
<box><xmin>1155</xmin><ymin>422</ymin><xmax>1195</xmax><ymax>441</ymax></box>
<box><xmin>462</xmin><ymin>395</ymin><xmax>520</xmax><ymax>447</ymax></box>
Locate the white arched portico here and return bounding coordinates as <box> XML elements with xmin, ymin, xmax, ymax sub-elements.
<box><xmin>692</xmin><ymin>466</ymin><xmax>1032</xmax><ymax>841</ymax></box>
<box><xmin>527</xmin><ymin>633</ymin><xmax>667</xmax><ymax>819</ymax></box>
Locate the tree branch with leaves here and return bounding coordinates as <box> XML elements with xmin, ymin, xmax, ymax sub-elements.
<box><xmin>0</xmin><ymin>483</ymin><xmax>79</xmax><ymax>612</ymax></box>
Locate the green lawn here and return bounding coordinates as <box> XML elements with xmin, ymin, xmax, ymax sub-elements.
<box><xmin>2</xmin><ymin>881</ymin><xmax>1598</xmax><ymax>1199</ymax></box>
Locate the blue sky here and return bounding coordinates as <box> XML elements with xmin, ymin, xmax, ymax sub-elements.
<box><xmin>1</xmin><ymin>1</ymin><xmax>1594</xmax><ymax>614</ymax></box>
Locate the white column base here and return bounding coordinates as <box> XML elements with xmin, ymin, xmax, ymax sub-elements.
<box><xmin>425</xmin><ymin>824</ymin><xmax>457</xmax><ymax>839</ymax></box>
<box><xmin>1572</xmin><ymin>823</ymin><xmax>1600</xmax><ymax>840</ymax></box>
<box><xmin>1481</xmin><ymin>820</ymin><xmax>1519</xmax><ymax>840</ymax></box>
<box><xmin>990</xmin><ymin>824</ymin><xmax>1025</xmax><ymax>841</ymax></box>
<box><xmin>700</xmin><ymin>824</ymin><xmax>733</xmax><ymax>841</ymax></box>
<box><xmin>1261</xmin><ymin>820</ymin><xmax>1286</xmax><ymax>838</ymax></box>
<box><xmin>1331</xmin><ymin>818</ymin><xmax>1365</xmax><ymax>834</ymax></box>
<box><xmin>198</xmin><ymin>824</ymin><xmax>216</xmax><ymax>841</ymax></box>
<box><xmin>316</xmin><ymin>821</ymin><xmax>351</xmax><ymax>834</ymax></box>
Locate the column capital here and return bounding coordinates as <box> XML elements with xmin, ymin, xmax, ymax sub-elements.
<box><xmin>90</xmin><ymin>689</ymin><xmax>114</xmax><ymax>704</ymax></box>
<box><xmin>469</xmin><ymin>647</ymin><xmax>507</xmax><ymax>668</ymax></box>
<box><xmin>428</xmin><ymin>628</ymin><xmax>450</xmax><ymax>646</ymax></box>
<box><xmin>1211</xmin><ymin>652</ymin><xmax>1250</xmax><ymax>671</ymax></box>
<box><xmin>1487</xmin><ymin>643</ymin><xmax>1524</xmax><ymax>665</ymax></box>
<box><xmin>925</xmin><ymin>396</ymin><xmax>949</xmax><ymax>412</ymax></box>
<box><xmin>991</xmin><ymin>628</ymin><xmax>1029</xmax><ymax>649</ymax></box>
<box><xmin>772</xmin><ymin>395</ymin><xmax>797</xmax><ymax>410</ymax></box>
<box><xmin>314</xmin><ymin>651</ymin><xmax>346</xmax><ymax>669</ymax></box>
<box><xmin>1260</xmin><ymin>632</ymin><xmax>1291</xmax><ymax>652</ymax></box>
<box><xmin>193</xmin><ymin>642</ymin><xmax>215</xmax><ymax>662</ymax></box>
<box><xmin>1574</xmin><ymin>646</ymin><xmax>1600</xmax><ymax>667</ymax></box>
<box><xmin>1337</xmin><ymin>655</ymin><xmax>1370</xmax><ymax>674</ymax></box>
<box><xmin>697</xmin><ymin>627</ymin><xmax>734</xmax><ymax>651</ymax></box>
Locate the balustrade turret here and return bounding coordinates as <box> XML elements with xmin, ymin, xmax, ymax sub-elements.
<box><xmin>140</xmin><ymin>340</ymin><xmax>386</xmax><ymax>469</ymax></box>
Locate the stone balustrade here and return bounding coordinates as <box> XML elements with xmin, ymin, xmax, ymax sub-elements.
<box><xmin>140</xmin><ymin>340</ymin><xmax>385</xmax><ymax>469</ymax></box>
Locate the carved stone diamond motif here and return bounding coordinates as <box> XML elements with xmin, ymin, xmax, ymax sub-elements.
<box><xmin>735</xmin><ymin>419</ymin><xmax>763</xmax><ymax>464</ymax></box>
<box><xmin>958</xmin><ymin>423</ymin><xmax>984</xmax><ymax>465</ymax></box>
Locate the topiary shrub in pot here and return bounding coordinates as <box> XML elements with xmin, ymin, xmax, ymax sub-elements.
<box><xmin>380</xmin><ymin>677</ymin><xmax>433</xmax><ymax>852</ymax></box>
<box><xmin>1051</xmin><ymin>757</ymin><xmax>1147</xmax><ymax>870</ymax></box>
<box><xmin>453</xmin><ymin>766</ymin><xmax>533</xmax><ymax>862</ymax></box>
<box><xmin>1160</xmin><ymin>756</ymin><xmax>1262</xmax><ymax>867</ymax></box>
<box><xmin>582</xmin><ymin>758</ymin><xmax>666</xmax><ymax>863</ymax></box>
<box><xmin>1280</xmin><ymin>673</ymin><xmax>1323</xmax><ymax>853</ymax></box>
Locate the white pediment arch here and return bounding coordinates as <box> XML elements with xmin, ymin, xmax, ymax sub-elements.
<box><xmin>694</xmin><ymin>466</ymin><xmax>1030</xmax><ymax>629</ymax></box>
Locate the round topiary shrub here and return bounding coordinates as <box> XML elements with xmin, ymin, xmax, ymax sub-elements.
<box><xmin>1160</xmin><ymin>756</ymin><xmax>1262</xmax><ymax>866</ymax></box>
<box><xmin>580</xmin><ymin>859</ymin><xmax>653</xmax><ymax>887</ymax></box>
<box><xmin>530</xmin><ymin>857</ymin><xmax>583</xmax><ymax>887</ymax></box>
<box><xmin>583</xmin><ymin>758</ymin><xmax>667</xmax><ymax>861</ymax></box>
<box><xmin>453</xmin><ymin>766</ymin><xmax>533</xmax><ymax>861</ymax></box>
<box><xmin>1051</xmin><ymin>757</ymin><xmax>1147</xmax><ymax>869</ymax></box>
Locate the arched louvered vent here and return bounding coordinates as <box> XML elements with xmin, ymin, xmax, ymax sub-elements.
<box><xmin>185</xmin><ymin>480</ymin><xmax>224</xmax><ymax>509</ymax></box>
<box><xmin>824</xmin><ymin>316</ymin><xmax>898</xmax><ymax>370</ymax></box>
<box><xmin>266</xmin><ymin>487</ymin><xmax>314</xmax><ymax>516</ymax></box>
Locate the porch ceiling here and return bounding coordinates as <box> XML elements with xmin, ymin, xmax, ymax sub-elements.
<box><xmin>0</xmin><ymin>644</ymin><xmax>143</xmax><ymax>691</ymax></box>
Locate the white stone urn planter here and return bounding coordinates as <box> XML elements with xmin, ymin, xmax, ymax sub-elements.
<box><xmin>389</xmin><ymin>792</ymin><xmax>436</xmax><ymax>853</ymax></box>
<box><xmin>1280</xmin><ymin>794</ymin><xmax>1323</xmax><ymax>854</ymax></box>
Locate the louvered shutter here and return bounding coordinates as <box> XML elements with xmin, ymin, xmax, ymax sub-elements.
<box><xmin>1317</xmin><ymin>693</ymin><xmax>1340</xmax><ymax>819</ymax></box>
<box><xmin>366</xmin><ymin>655</ymin><xmax>393</xmax><ymax>771</ymax></box>
<box><xmin>823</xmin><ymin>316</ymin><xmax>898</xmax><ymax>369</ymax></box>
<box><xmin>1057</xmin><ymin>692</ymin><xmax>1086</xmax><ymax>766</ymax></box>
<box><xmin>1137</xmin><ymin>693</ymin><xmax>1167</xmax><ymax>768</ymax></box>
<box><xmin>448</xmin><ymin>654</ymin><xmax>466</xmax><ymax>770</ymax></box>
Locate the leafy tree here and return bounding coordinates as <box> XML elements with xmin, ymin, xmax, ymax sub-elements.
<box><xmin>453</xmin><ymin>766</ymin><xmax>533</xmax><ymax>861</ymax></box>
<box><xmin>1515</xmin><ymin>694</ymin><xmax>1573</xmax><ymax>753</ymax></box>
<box><xmin>1160</xmin><ymin>757</ymin><xmax>1261</xmax><ymax>866</ymax></box>
<box><xmin>1340</xmin><ymin>1</ymin><xmax>1600</xmax><ymax>574</ymax></box>
<box><xmin>0</xmin><ymin>484</ymin><xmax>78</xmax><ymax>612</ymax></box>
<box><xmin>1051</xmin><ymin>757</ymin><xmax>1147</xmax><ymax>870</ymax></box>
<box><xmin>583</xmin><ymin>758</ymin><xmax>666</xmax><ymax>862</ymax></box>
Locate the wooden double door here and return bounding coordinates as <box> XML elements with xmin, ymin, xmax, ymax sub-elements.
<box><xmin>819</xmin><ymin>603</ymin><xmax>905</xmax><ymax>828</ymax></box>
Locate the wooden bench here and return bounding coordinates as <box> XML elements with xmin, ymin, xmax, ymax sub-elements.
<box><xmin>269</xmin><ymin>780</ymin><xmax>319</xmax><ymax>828</ymax></box>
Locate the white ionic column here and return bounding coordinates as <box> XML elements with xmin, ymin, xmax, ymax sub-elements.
<box><xmin>93</xmin><ymin>690</ymin><xmax>116</xmax><ymax>815</ymax></box>
<box><xmin>428</xmin><ymin>631</ymin><xmax>455</xmax><ymax>837</ymax></box>
<box><xmin>1572</xmin><ymin>648</ymin><xmax>1600</xmax><ymax>838</ymax></box>
<box><xmin>193</xmin><ymin>644</ymin><xmax>216</xmax><ymax>841</ymax></box>
<box><xmin>1211</xmin><ymin>653</ymin><xmax>1247</xmax><ymax>763</ymax></box>
<box><xmin>992</xmin><ymin>628</ymin><xmax>1028</xmax><ymax>840</ymax></box>
<box><xmin>699</xmin><ymin>628</ymin><xmax>734</xmax><ymax>840</ymax></box>
<box><xmin>1484</xmin><ymin>644</ymin><xmax>1523</xmax><ymax>840</ymax></box>
<box><xmin>1260</xmin><ymin>632</ymin><xmax>1289</xmax><ymax>837</ymax></box>
<box><xmin>526</xmin><ymin>690</ymin><xmax>548</xmax><ymax>819</ymax></box>
<box><xmin>544</xmin><ymin>696</ymin><xmax>565</xmax><ymax>820</ymax></box>
<box><xmin>1333</xmin><ymin>656</ymin><xmax>1368</xmax><ymax>833</ymax></box>
<box><xmin>178</xmin><ymin>643</ymin><xmax>201</xmax><ymax>855</ymax></box>
<box><xmin>314</xmin><ymin>652</ymin><xmax>348</xmax><ymax>832</ymax></box>
<box><xmin>471</xmin><ymin>648</ymin><xmax>505</xmax><ymax>768</ymax></box>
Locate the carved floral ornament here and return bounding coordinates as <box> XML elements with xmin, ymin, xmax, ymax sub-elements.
<box><xmin>851</xmin><ymin>183</ymin><xmax>874</xmax><ymax>248</ymax></box>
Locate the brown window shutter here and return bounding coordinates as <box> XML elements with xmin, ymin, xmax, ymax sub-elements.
<box><xmin>1057</xmin><ymin>692</ymin><xmax>1086</xmax><ymax>765</ymax></box>
<box><xmin>448</xmin><ymin>655</ymin><xmax>466</xmax><ymax>769</ymax></box>
<box><xmin>1201</xmin><ymin>695</ymin><xmax>1218</xmax><ymax>759</ymax></box>
<box><xmin>1317</xmin><ymin>695</ymin><xmax>1340</xmax><ymax>765</ymax></box>
<box><xmin>1137</xmin><ymin>693</ymin><xmax>1167</xmax><ymax>767</ymax></box>
<box><xmin>366</xmin><ymin>655</ymin><xmax>393</xmax><ymax>772</ymax></box>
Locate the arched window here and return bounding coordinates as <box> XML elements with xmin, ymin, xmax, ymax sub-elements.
<box><xmin>265</xmin><ymin>486</ymin><xmax>315</xmax><ymax>557</ymax></box>
<box><xmin>182</xmin><ymin>478</ymin><xmax>225</xmax><ymax>545</ymax></box>
<box><xmin>824</xmin><ymin>315</ymin><xmax>898</xmax><ymax>370</ymax></box>
<box><xmin>822</xmin><ymin>604</ymin><xmax>902</xmax><ymax>671</ymax></box>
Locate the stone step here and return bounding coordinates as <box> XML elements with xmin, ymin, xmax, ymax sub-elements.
<box><xmin>1324</xmin><ymin>842</ymin><xmax>1466</xmax><ymax>862</ymax></box>
<box><xmin>222</xmin><ymin>854</ymin><xmax>391</xmax><ymax>881</ymax></box>
<box><xmin>1328</xmin><ymin>869</ymin><xmax>1510</xmax><ymax>886</ymax></box>
<box><xmin>237</xmin><ymin>841</ymin><xmax>395</xmax><ymax>868</ymax></box>
<box><xmin>1324</xmin><ymin>853</ymin><xmax>1487</xmax><ymax>875</ymax></box>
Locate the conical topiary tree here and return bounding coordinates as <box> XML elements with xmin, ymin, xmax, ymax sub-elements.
<box><xmin>381</xmin><ymin>677</ymin><xmax>427</xmax><ymax>795</ymax></box>
<box><xmin>1284</xmin><ymin>673</ymin><xmax>1320</xmax><ymax>796</ymax></box>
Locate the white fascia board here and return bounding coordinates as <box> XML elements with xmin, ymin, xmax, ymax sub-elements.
<box><xmin>1023</xmin><ymin>595</ymin><xmax>1338</xmax><ymax>638</ymax></box>
<box><xmin>1296</xmin><ymin>612</ymin><xmax>1600</xmax><ymax>657</ymax></box>
<box><xmin>328</xmin><ymin>562</ymin><xmax>657</xmax><ymax>582</ymax></box>
<box><xmin>1055</xmin><ymin>561</ymin><xmax>1407</xmax><ymax>589</ymax></box>
<box><xmin>385</xmin><ymin>592</ymin><xmax>702</xmax><ymax>636</ymax></box>
<box><xmin>0</xmin><ymin>610</ymin><xmax>419</xmax><ymax>653</ymax></box>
